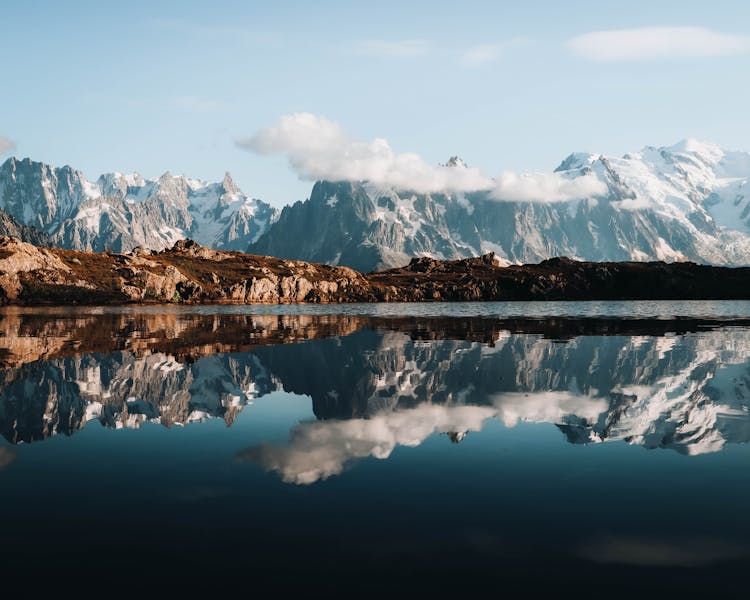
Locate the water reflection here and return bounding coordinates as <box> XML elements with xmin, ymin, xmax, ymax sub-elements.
<box><xmin>2</xmin><ymin>310</ymin><xmax>750</xmax><ymax>478</ymax></box>
<box><xmin>238</xmin><ymin>404</ymin><xmax>498</xmax><ymax>484</ymax></box>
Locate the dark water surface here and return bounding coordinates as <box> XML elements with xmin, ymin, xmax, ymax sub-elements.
<box><xmin>2</xmin><ymin>303</ymin><xmax>750</xmax><ymax>596</ymax></box>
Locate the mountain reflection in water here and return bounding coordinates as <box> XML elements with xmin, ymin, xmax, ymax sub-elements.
<box><xmin>2</xmin><ymin>309</ymin><xmax>750</xmax><ymax>482</ymax></box>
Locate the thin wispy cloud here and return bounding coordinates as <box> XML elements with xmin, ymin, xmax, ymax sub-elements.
<box><xmin>568</xmin><ymin>26</ymin><xmax>750</xmax><ymax>62</ymax></box>
<box><xmin>460</xmin><ymin>43</ymin><xmax>505</xmax><ymax>67</ymax></box>
<box><xmin>172</xmin><ymin>96</ymin><xmax>225</xmax><ymax>112</ymax></box>
<box><xmin>237</xmin><ymin>112</ymin><xmax>608</xmax><ymax>201</ymax></box>
<box><xmin>354</xmin><ymin>39</ymin><xmax>431</xmax><ymax>58</ymax></box>
<box><xmin>0</xmin><ymin>136</ymin><xmax>15</xmax><ymax>155</ymax></box>
<box><xmin>459</xmin><ymin>39</ymin><xmax>530</xmax><ymax>68</ymax></box>
<box><xmin>578</xmin><ymin>535</ymin><xmax>747</xmax><ymax>567</ymax></box>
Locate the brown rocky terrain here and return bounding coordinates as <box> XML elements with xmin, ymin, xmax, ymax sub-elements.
<box><xmin>0</xmin><ymin>311</ymin><xmax>367</xmax><ymax>367</ymax></box>
<box><xmin>1</xmin><ymin>235</ymin><xmax>750</xmax><ymax>305</ymax></box>
<box><xmin>370</xmin><ymin>254</ymin><xmax>750</xmax><ymax>301</ymax></box>
<box><xmin>0</xmin><ymin>309</ymin><xmax>746</xmax><ymax>369</ymax></box>
<box><xmin>0</xmin><ymin>236</ymin><xmax>373</xmax><ymax>305</ymax></box>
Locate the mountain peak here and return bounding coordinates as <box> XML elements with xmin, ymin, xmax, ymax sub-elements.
<box><xmin>667</xmin><ymin>138</ymin><xmax>721</xmax><ymax>154</ymax></box>
<box><xmin>443</xmin><ymin>156</ymin><xmax>467</xmax><ymax>168</ymax></box>
<box><xmin>1</xmin><ymin>156</ymin><xmax>37</xmax><ymax>172</ymax></box>
<box><xmin>447</xmin><ymin>431</ymin><xmax>468</xmax><ymax>443</ymax></box>
<box><xmin>663</xmin><ymin>138</ymin><xmax>724</xmax><ymax>164</ymax></box>
<box><xmin>554</xmin><ymin>152</ymin><xmax>596</xmax><ymax>173</ymax></box>
<box><xmin>222</xmin><ymin>171</ymin><xmax>239</xmax><ymax>194</ymax></box>
<box><xmin>0</xmin><ymin>156</ymin><xmax>278</xmax><ymax>255</ymax></box>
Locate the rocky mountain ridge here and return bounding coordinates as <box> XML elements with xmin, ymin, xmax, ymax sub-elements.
<box><xmin>0</xmin><ymin>208</ymin><xmax>52</xmax><ymax>246</ymax></box>
<box><xmin>250</xmin><ymin>140</ymin><xmax>750</xmax><ymax>272</ymax></box>
<box><xmin>0</xmin><ymin>236</ymin><xmax>372</xmax><ymax>305</ymax></box>
<box><xmin>5</xmin><ymin>140</ymin><xmax>750</xmax><ymax>273</ymax></box>
<box><xmin>2</xmin><ymin>236</ymin><xmax>750</xmax><ymax>305</ymax></box>
<box><xmin>0</xmin><ymin>156</ymin><xmax>278</xmax><ymax>253</ymax></box>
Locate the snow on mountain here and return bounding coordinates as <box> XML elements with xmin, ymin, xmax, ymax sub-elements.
<box><xmin>0</xmin><ymin>157</ymin><xmax>278</xmax><ymax>253</ymax></box>
<box><xmin>4</xmin><ymin>140</ymin><xmax>750</xmax><ymax>269</ymax></box>
<box><xmin>5</xmin><ymin>323</ymin><xmax>750</xmax><ymax>469</ymax></box>
<box><xmin>251</xmin><ymin>140</ymin><xmax>750</xmax><ymax>272</ymax></box>
<box><xmin>241</xmin><ymin>329</ymin><xmax>750</xmax><ymax>483</ymax></box>
<box><xmin>0</xmin><ymin>350</ymin><xmax>279</xmax><ymax>443</ymax></box>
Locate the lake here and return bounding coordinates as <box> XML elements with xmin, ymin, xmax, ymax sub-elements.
<box><xmin>1</xmin><ymin>302</ymin><xmax>750</xmax><ymax>596</ymax></box>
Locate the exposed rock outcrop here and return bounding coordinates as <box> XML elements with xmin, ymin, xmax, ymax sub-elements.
<box><xmin>249</xmin><ymin>141</ymin><xmax>750</xmax><ymax>272</ymax></box>
<box><xmin>0</xmin><ymin>237</ymin><xmax>374</xmax><ymax>305</ymax></box>
<box><xmin>0</xmin><ymin>156</ymin><xmax>279</xmax><ymax>253</ymax></box>
<box><xmin>2</xmin><ymin>237</ymin><xmax>750</xmax><ymax>305</ymax></box>
<box><xmin>367</xmin><ymin>253</ymin><xmax>750</xmax><ymax>301</ymax></box>
<box><xmin>0</xmin><ymin>208</ymin><xmax>51</xmax><ymax>246</ymax></box>
<box><xmin>0</xmin><ymin>236</ymin><xmax>92</xmax><ymax>302</ymax></box>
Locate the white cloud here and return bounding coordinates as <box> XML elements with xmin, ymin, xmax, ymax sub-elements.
<box><xmin>354</xmin><ymin>39</ymin><xmax>431</xmax><ymax>57</ymax></box>
<box><xmin>0</xmin><ymin>136</ymin><xmax>15</xmax><ymax>155</ymax></box>
<box><xmin>239</xmin><ymin>391</ymin><xmax>610</xmax><ymax>485</ymax></box>
<box><xmin>492</xmin><ymin>391</ymin><xmax>608</xmax><ymax>427</ymax></box>
<box><xmin>491</xmin><ymin>171</ymin><xmax>608</xmax><ymax>202</ymax></box>
<box><xmin>238</xmin><ymin>404</ymin><xmax>496</xmax><ymax>484</ymax></box>
<box><xmin>568</xmin><ymin>26</ymin><xmax>750</xmax><ymax>62</ymax></box>
<box><xmin>238</xmin><ymin>113</ymin><xmax>607</xmax><ymax>201</ymax></box>
<box><xmin>237</xmin><ymin>113</ymin><xmax>493</xmax><ymax>194</ymax></box>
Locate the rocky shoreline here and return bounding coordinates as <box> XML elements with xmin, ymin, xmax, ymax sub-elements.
<box><xmin>1</xmin><ymin>235</ymin><xmax>750</xmax><ymax>305</ymax></box>
<box><xmin>1</xmin><ymin>310</ymin><xmax>747</xmax><ymax>369</ymax></box>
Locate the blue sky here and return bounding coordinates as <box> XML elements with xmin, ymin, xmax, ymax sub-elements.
<box><xmin>2</xmin><ymin>0</ymin><xmax>750</xmax><ymax>208</ymax></box>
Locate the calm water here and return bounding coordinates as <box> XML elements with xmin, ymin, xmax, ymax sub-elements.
<box><xmin>2</xmin><ymin>302</ymin><xmax>750</xmax><ymax>596</ymax></box>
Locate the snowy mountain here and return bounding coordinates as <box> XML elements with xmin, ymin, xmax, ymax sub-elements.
<box><xmin>4</xmin><ymin>321</ymin><xmax>750</xmax><ymax>464</ymax></box>
<box><xmin>0</xmin><ymin>157</ymin><xmax>278</xmax><ymax>253</ymax></box>
<box><xmin>0</xmin><ymin>350</ymin><xmax>275</xmax><ymax>443</ymax></box>
<box><xmin>262</xmin><ymin>327</ymin><xmax>750</xmax><ymax>460</ymax></box>
<box><xmin>0</xmin><ymin>207</ymin><xmax>52</xmax><ymax>246</ymax></box>
<box><xmin>250</xmin><ymin>139</ymin><xmax>750</xmax><ymax>272</ymax></box>
<box><xmin>4</xmin><ymin>140</ymin><xmax>750</xmax><ymax>270</ymax></box>
<box><xmin>243</xmin><ymin>327</ymin><xmax>750</xmax><ymax>483</ymax></box>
